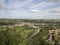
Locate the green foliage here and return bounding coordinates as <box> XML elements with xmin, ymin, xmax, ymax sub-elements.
<box><xmin>0</xmin><ymin>19</ymin><xmax>60</xmax><ymax>45</ymax></box>
<box><xmin>0</xmin><ymin>26</ymin><xmax>34</xmax><ymax>45</ymax></box>
<box><xmin>0</xmin><ymin>27</ymin><xmax>21</xmax><ymax>45</ymax></box>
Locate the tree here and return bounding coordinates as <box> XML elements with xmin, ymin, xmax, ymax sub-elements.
<box><xmin>0</xmin><ymin>27</ymin><xmax>21</xmax><ymax>45</ymax></box>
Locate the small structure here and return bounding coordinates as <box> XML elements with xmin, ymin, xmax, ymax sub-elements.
<box><xmin>46</xmin><ymin>29</ymin><xmax>60</xmax><ymax>45</ymax></box>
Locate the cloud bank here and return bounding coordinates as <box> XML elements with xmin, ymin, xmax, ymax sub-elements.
<box><xmin>0</xmin><ymin>0</ymin><xmax>60</xmax><ymax>19</ymax></box>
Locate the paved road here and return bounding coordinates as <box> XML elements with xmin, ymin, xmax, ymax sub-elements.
<box><xmin>29</xmin><ymin>28</ymin><xmax>40</xmax><ymax>40</ymax></box>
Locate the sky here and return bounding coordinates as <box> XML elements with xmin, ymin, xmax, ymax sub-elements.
<box><xmin>0</xmin><ymin>0</ymin><xmax>60</xmax><ymax>19</ymax></box>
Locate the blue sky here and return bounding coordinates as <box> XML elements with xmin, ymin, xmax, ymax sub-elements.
<box><xmin>0</xmin><ymin>0</ymin><xmax>60</xmax><ymax>19</ymax></box>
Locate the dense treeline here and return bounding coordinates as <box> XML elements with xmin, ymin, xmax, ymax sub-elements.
<box><xmin>0</xmin><ymin>20</ymin><xmax>60</xmax><ymax>45</ymax></box>
<box><xmin>0</xmin><ymin>25</ymin><xmax>34</xmax><ymax>45</ymax></box>
<box><xmin>0</xmin><ymin>19</ymin><xmax>60</xmax><ymax>24</ymax></box>
<box><xmin>0</xmin><ymin>27</ymin><xmax>21</xmax><ymax>45</ymax></box>
<box><xmin>0</xmin><ymin>22</ymin><xmax>14</xmax><ymax>25</ymax></box>
<box><xmin>0</xmin><ymin>25</ymin><xmax>60</xmax><ymax>45</ymax></box>
<box><xmin>0</xmin><ymin>25</ymin><xmax>59</xmax><ymax>45</ymax></box>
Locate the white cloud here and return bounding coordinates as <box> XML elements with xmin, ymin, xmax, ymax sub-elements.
<box><xmin>0</xmin><ymin>0</ymin><xmax>33</xmax><ymax>10</ymax></box>
<box><xmin>8</xmin><ymin>0</ymin><xmax>33</xmax><ymax>10</ymax></box>
<box><xmin>46</xmin><ymin>0</ymin><xmax>60</xmax><ymax>2</ymax></box>
<box><xmin>0</xmin><ymin>0</ymin><xmax>60</xmax><ymax>19</ymax></box>
<box><xmin>50</xmin><ymin>7</ymin><xmax>60</xmax><ymax>13</ymax></box>
<box><xmin>28</xmin><ymin>6</ymin><xmax>60</xmax><ymax>16</ymax></box>
<box><xmin>30</xmin><ymin>2</ymin><xmax>56</xmax><ymax>9</ymax></box>
<box><xmin>30</xmin><ymin>2</ymin><xmax>46</xmax><ymax>9</ymax></box>
<box><xmin>29</xmin><ymin>9</ymin><xmax>39</xmax><ymax>13</ymax></box>
<box><xmin>0</xmin><ymin>0</ymin><xmax>8</xmax><ymax>9</ymax></box>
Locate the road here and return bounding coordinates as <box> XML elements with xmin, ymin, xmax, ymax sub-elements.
<box><xmin>29</xmin><ymin>28</ymin><xmax>40</xmax><ymax>40</ymax></box>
